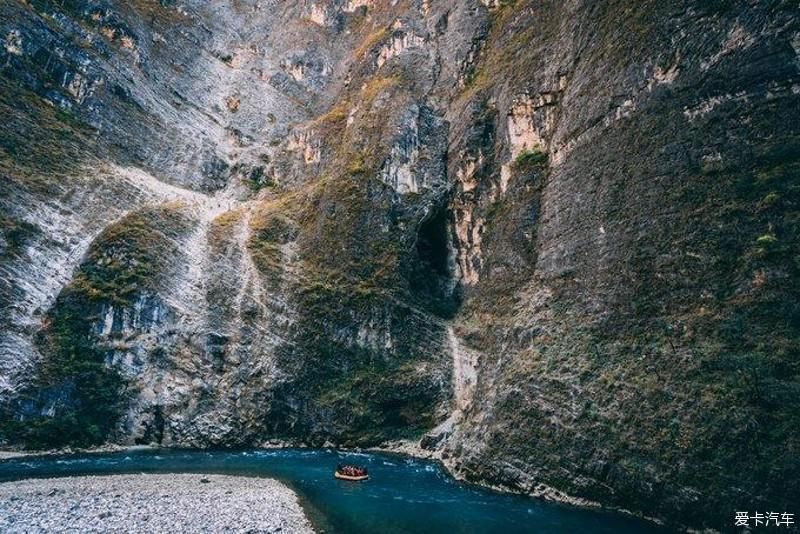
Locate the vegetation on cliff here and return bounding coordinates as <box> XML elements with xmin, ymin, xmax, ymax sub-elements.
<box><xmin>0</xmin><ymin>0</ymin><xmax>797</xmax><ymax>530</ymax></box>
<box><xmin>1</xmin><ymin>206</ymin><xmax>194</xmax><ymax>448</ymax></box>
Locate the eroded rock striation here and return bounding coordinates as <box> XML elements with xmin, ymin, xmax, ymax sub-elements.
<box><xmin>1</xmin><ymin>0</ymin><xmax>798</xmax><ymax>529</ymax></box>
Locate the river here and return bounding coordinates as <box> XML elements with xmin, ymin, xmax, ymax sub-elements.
<box><xmin>0</xmin><ymin>448</ymin><xmax>664</xmax><ymax>533</ymax></box>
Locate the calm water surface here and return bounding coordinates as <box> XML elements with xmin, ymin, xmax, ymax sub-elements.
<box><xmin>0</xmin><ymin>448</ymin><xmax>664</xmax><ymax>533</ymax></box>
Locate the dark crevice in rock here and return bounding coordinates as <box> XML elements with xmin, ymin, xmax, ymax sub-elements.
<box><xmin>137</xmin><ymin>405</ymin><xmax>165</xmax><ymax>445</ymax></box>
<box><xmin>410</xmin><ymin>205</ymin><xmax>460</xmax><ymax>318</ymax></box>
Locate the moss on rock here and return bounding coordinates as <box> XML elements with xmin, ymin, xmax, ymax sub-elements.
<box><xmin>1</xmin><ymin>205</ymin><xmax>194</xmax><ymax>448</ymax></box>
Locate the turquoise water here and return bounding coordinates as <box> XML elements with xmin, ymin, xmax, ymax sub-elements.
<box><xmin>0</xmin><ymin>449</ymin><xmax>663</xmax><ymax>533</ymax></box>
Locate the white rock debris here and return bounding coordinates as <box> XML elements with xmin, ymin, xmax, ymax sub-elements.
<box><xmin>0</xmin><ymin>474</ymin><xmax>313</xmax><ymax>534</ymax></box>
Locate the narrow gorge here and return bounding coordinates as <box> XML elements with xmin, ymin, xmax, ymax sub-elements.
<box><xmin>1</xmin><ymin>0</ymin><xmax>798</xmax><ymax>530</ymax></box>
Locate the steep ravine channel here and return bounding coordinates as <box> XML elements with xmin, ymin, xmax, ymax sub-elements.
<box><xmin>1</xmin><ymin>0</ymin><xmax>798</xmax><ymax>531</ymax></box>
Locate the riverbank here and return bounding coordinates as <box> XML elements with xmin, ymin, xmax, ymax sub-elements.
<box><xmin>0</xmin><ymin>443</ymin><xmax>150</xmax><ymax>460</ymax></box>
<box><xmin>371</xmin><ymin>439</ymin><xmax>600</xmax><ymax>507</ymax></box>
<box><xmin>370</xmin><ymin>440</ymin><xmax>668</xmax><ymax>530</ymax></box>
<box><xmin>0</xmin><ymin>473</ymin><xmax>313</xmax><ymax>533</ymax></box>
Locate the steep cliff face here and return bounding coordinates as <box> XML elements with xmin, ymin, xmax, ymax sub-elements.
<box><xmin>440</xmin><ymin>2</ymin><xmax>800</xmax><ymax>528</ymax></box>
<box><xmin>1</xmin><ymin>0</ymin><xmax>798</xmax><ymax>529</ymax></box>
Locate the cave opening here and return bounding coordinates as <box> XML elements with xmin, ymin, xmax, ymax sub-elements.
<box><xmin>417</xmin><ymin>208</ymin><xmax>450</xmax><ymax>278</ymax></box>
<box><xmin>411</xmin><ymin>207</ymin><xmax>460</xmax><ymax>318</ymax></box>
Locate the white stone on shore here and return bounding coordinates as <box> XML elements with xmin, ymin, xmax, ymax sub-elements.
<box><xmin>0</xmin><ymin>474</ymin><xmax>314</xmax><ymax>533</ymax></box>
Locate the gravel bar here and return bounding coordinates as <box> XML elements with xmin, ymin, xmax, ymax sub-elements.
<box><xmin>0</xmin><ymin>474</ymin><xmax>314</xmax><ymax>533</ymax></box>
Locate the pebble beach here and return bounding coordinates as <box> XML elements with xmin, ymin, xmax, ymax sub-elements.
<box><xmin>0</xmin><ymin>474</ymin><xmax>314</xmax><ymax>533</ymax></box>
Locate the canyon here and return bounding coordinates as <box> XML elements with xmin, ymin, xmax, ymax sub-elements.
<box><xmin>1</xmin><ymin>0</ymin><xmax>798</xmax><ymax>530</ymax></box>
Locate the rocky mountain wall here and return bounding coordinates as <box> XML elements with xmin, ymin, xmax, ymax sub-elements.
<box><xmin>1</xmin><ymin>0</ymin><xmax>798</xmax><ymax>529</ymax></box>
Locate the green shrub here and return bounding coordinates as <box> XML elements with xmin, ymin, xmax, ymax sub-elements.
<box><xmin>513</xmin><ymin>148</ymin><xmax>548</xmax><ymax>169</ymax></box>
<box><xmin>759</xmin><ymin>192</ymin><xmax>781</xmax><ymax>209</ymax></box>
<box><xmin>0</xmin><ymin>215</ymin><xmax>37</xmax><ymax>254</ymax></box>
<box><xmin>755</xmin><ymin>233</ymin><xmax>777</xmax><ymax>245</ymax></box>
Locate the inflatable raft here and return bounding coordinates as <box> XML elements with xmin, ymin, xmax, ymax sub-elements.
<box><xmin>334</xmin><ymin>471</ymin><xmax>369</xmax><ymax>482</ymax></box>
<box><xmin>335</xmin><ymin>464</ymin><xmax>369</xmax><ymax>481</ymax></box>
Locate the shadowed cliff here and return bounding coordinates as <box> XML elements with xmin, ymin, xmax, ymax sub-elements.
<box><xmin>1</xmin><ymin>0</ymin><xmax>798</xmax><ymax>529</ymax></box>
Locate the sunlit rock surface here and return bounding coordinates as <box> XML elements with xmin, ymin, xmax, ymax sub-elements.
<box><xmin>1</xmin><ymin>0</ymin><xmax>798</xmax><ymax>530</ymax></box>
